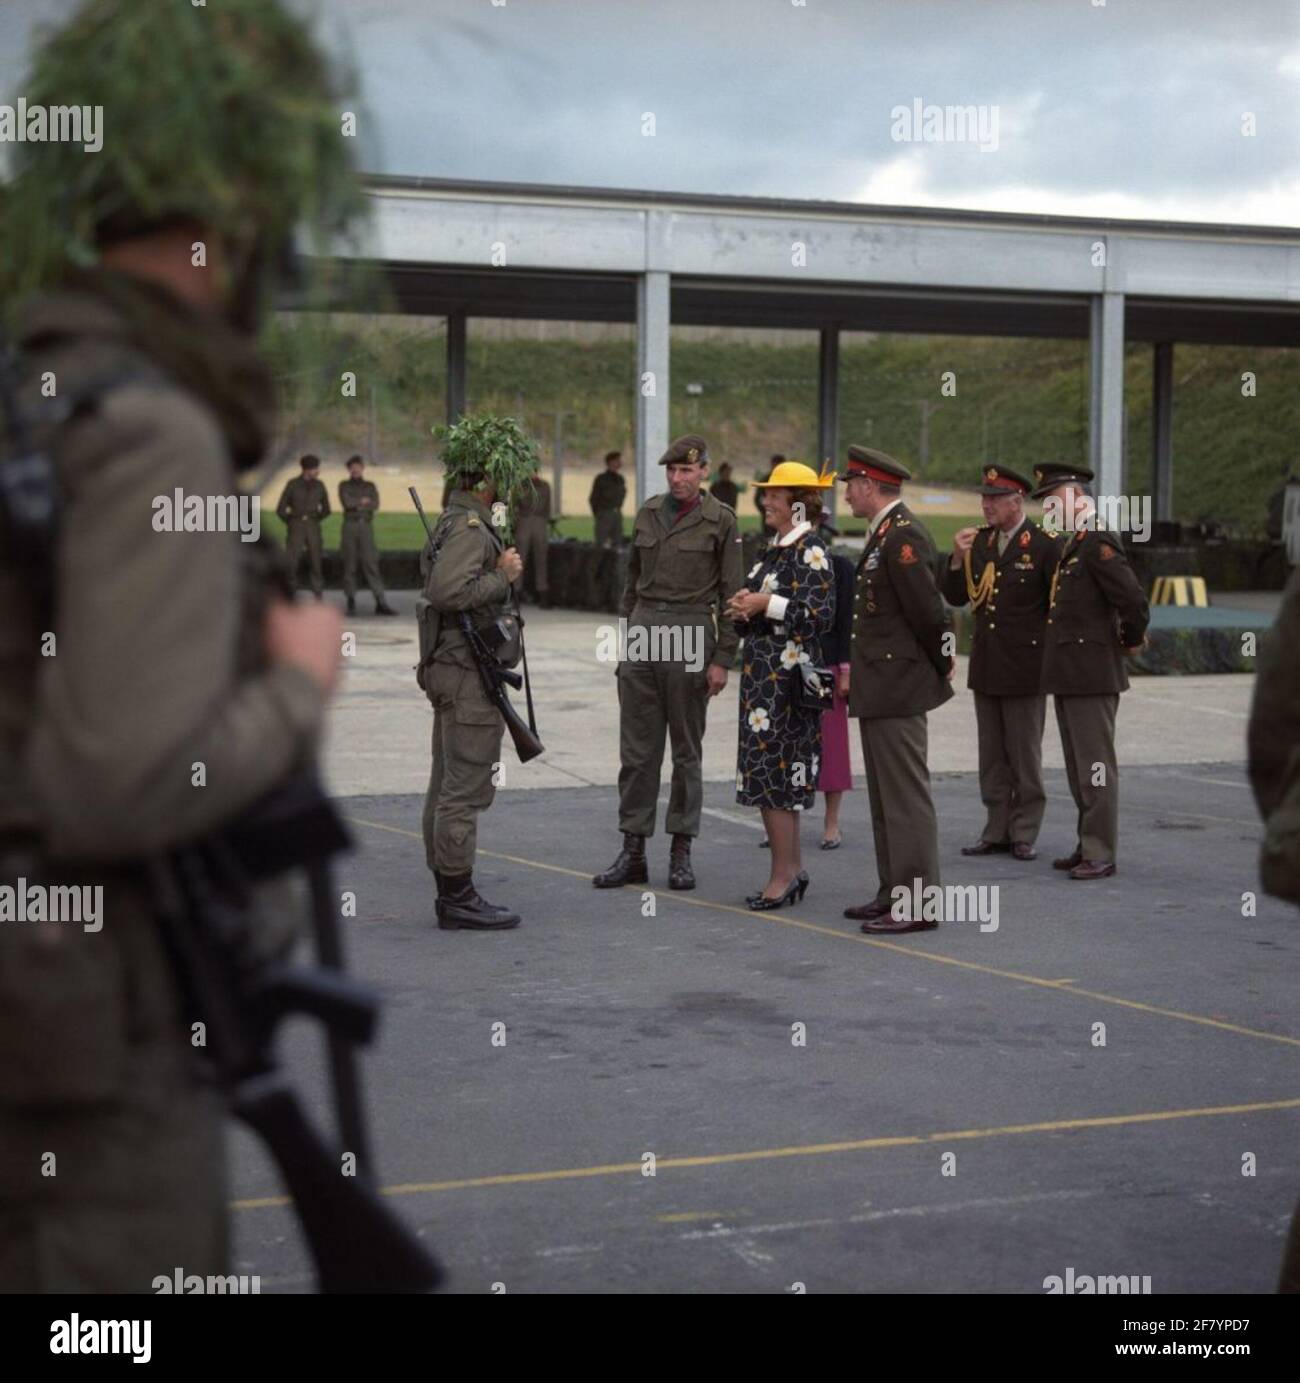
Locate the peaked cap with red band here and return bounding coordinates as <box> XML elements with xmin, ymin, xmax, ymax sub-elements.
<box><xmin>839</xmin><ymin>444</ymin><xmax>911</xmax><ymax>485</ymax></box>
<box><xmin>979</xmin><ymin>464</ymin><xmax>1032</xmax><ymax>496</ymax></box>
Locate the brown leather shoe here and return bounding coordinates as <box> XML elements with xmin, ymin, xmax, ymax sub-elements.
<box><xmin>1052</xmin><ymin>851</ymin><xmax>1083</xmax><ymax>871</ymax></box>
<box><xmin>1011</xmin><ymin>842</ymin><xmax>1038</xmax><ymax>861</ymax></box>
<box><xmin>1069</xmin><ymin>859</ymin><xmax>1116</xmax><ymax>880</ymax></box>
<box><xmin>860</xmin><ymin>913</ymin><xmax>939</xmax><ymax>935</ymax></box>
<box><xmin>844</xmin><ymin>900</ymin><xmax>891</xmax><ymax>921</ymax></box>
<box><xmin>961</xmin><ymin>840</ymin><xmax>1010</xmax><ymax>856</ymax></box>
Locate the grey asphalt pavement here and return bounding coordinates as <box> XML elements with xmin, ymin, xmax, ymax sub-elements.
<box><xmin>229</xmin><ymin>760</ymin><xmax>1299</xmax><ymax>1294</ymax></box>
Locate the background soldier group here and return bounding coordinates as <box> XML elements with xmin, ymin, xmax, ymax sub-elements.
<box><xmin>338</xmin><ymin>454</ymin><xmax>396</xmax><ymax>616</ymax></box>
<box><xmin>277</xmin><ymin>453</ymin><xmax>331</xmax><ymax>598</ymax></box>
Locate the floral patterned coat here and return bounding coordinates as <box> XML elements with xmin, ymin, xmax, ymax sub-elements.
<box><xmin>733</xmin><ymin>525</ymin><xmax>837</xmax><ymax>811</ymax></box>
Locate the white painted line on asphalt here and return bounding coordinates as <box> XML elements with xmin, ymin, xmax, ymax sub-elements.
<box><xmin>701</xmin><ymin>806</ymin><xmax>766</xmax><ymax>831</ymax></box>
<box><xmin>676</xmin><ymin>1188</ymin><xmax>1098</xmax><ymax>1242</ymax></box>
<box><xmin>1126</xmin><ymin>693</ymin><xmax>1248</xmax><ymax>720</ymax></box>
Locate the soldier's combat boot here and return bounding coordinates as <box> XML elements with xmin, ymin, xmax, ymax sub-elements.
<box><xmin>668</xmin><ymin>833</ymin><xmax>696</xmax><ymax>891</ymax></box>
<box><xmin>436</xmin><ymin>872</ymin><xmax>521</xmax><ymax>930</ymax></box>
<box><xmin>592</xmin><ymin>832</ymin><xmax>648</xmax><ymax>888</ymax></box>
<box><xmin>375</xmin><ymin>599</ymin><xmax>397</xmax><ymax>616</ymax></box>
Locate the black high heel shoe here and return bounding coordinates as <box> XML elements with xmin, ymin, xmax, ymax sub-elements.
<box><xmin>746</xmin><ymin>871</ymin><xmax>810</xmax><ymax>911</ymax></box>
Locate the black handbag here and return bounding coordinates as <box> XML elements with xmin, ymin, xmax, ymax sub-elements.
<box><xmin>791</xmin><ymin>661</ymin><xmax>835</xmax><ymax>714</ymax></box>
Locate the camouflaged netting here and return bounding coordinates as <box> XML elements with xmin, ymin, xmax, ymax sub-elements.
<box><xmin>435</xmin><ymin>415</ymin><xmax>542</xmax><ymax>543</ymax></box>
<box><xmin>1</xmin><ymin>0</ymin><xmax>365</xmax><ymax>302</ymax></box>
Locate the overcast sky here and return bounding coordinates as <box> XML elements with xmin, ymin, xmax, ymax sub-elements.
<box><xmin>3</xmin><ymin>0</ymin><xmax>1297</xmax><ymax>225</ymax></box>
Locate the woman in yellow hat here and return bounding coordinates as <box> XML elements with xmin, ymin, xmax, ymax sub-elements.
<box><xmin>726</xmin><ymin>462</ymin><xmax>837</xmax><ymax>909</ymax></box>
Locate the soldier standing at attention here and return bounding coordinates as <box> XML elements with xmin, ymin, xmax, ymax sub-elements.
<box><xmin>1246</xmin><ymin>565</ymin><xmax>1300</xmax><ymax>1292</ymax></box>
<box><xmin>590</xmin><ymin>450</ymin><xmax>627</xmax><ymax>547</ymax></box>
<box><xmin>841</xmin><ymin>446</ymin><xmax>954</xmax><ymax>933</ymax></box>
<box><xmin>420</xmin><ymin>416</ymin><xmax>536</xmax><ymax>930</ymax></box>
<box><xmin>514</xmin><ymin>472</ymin><xmax>553</xmax><ymax>606</ymax></box>
<box><xmin>709</xmin><ymin>462</ymin><xmax>740</xmax><ymax>510</ymax></box>
<box><xmin>753</xmin><ymin>453</ymin><xmax>783</xmax><ymax>525</ymax></box>
<box><xmin>0</xmin><ymin>0</ymin><xmax>357</xmax><ymax>1290</ymax></box>
<box><xmin>339</xmin><ymin>454</ymin><xmax>396</xmax><ymax>616</ymax></box>
<box><xmin>277</xmin><ymin>453</ymin><xmax>331</xmax><ymax>599</ymax></box>
<box><xmin>1033</xmin><ymin>463</ymin><xmax>1149</xmax><ymax>880</ymax></box>
<box><xmin>942</xmin><ymin>465</ymin><xmax>1060</xmax><ymax>861</ymax></box>
<box><xmin>593</xmin><ymin>435</ymin><xmax>744</xmax><ymax>891</ymax></box>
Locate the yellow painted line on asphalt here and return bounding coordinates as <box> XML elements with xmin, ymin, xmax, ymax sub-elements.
<box><xmin>231</xmin><ymin>1096</ymin><xmax>1300</xmax><ymax>1210</ymax></box>
<box><xmin>657</xmin><ymin>1211</ymin><xmax>727</xmax><ymax>1223</ymax></box>
<box><xmin>346</xmin><ymin>815</ymin><xmax>1300</xmax><ymax>1050</ymax></box>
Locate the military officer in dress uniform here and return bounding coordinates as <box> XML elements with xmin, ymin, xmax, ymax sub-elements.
<box><xmin>942</xmin><ymin>465</ymin><xmax>1060</xmax><ymax>860</ymax></box>
<box><xmin>841</xmin><ymin>446</ymin><xmax>954</xmax><ymax>933</ymax></box>
<box><xmin>1034</xmin><ymin>462</ymin><xmax>1149</xmax><ymax>880</ymax></box>
<box><xmin>339</xmin><ymin>454</ymin><xmax>396</xmax><ymax>616</ymax></box>
<box><xmin>276</xmin><ymin>454</ymin><xmax>331</xmax><ymax>598</ymax></box>
<box><xmin>593</xmin><ymin>435</ymin><xmax>745</xmax><ymax>891</ymax></box>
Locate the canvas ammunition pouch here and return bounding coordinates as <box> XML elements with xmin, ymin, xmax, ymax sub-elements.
<box><xmin>414</xmin><ymin>596</ymin><xmax>441</xmax><ymax>693</ymax></box>
<box><xmin>482</xmin><ymin>612</ymin><xmax>523</xmax><ymax>670</ymax></box>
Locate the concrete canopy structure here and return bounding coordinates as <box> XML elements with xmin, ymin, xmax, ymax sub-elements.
<box><xmin>357</xmin><ymin>175</ymin><xmax>1300</xmax><ymax>510</ymax></box>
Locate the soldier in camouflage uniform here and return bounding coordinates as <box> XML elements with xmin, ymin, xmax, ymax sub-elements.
<box><xmin>593</xmin><ymin>434</ymin><xmax>745</xmax><ymax>892</ymax></box>
<box><xmin>419</xmin><ymin>416</ymin><xmax>538</xmax><ymax>930</ymax></box>
<box><xmin>277</xmin><ymin>454</ymin><xmax>331</xmax><ymax>599</ymax></box>
<box><xmin>339</xmin><ymin>453</ymin><xmax>395</xmax><ymax>616</ymax></box>
<box><xmin>0</xmin><ymin>0</ymin><xmax>362</xmax><ymax>1290</ymax></box>
<box><xmin>1247</xmin><ymin>567</ymin><xmax>1300</xmax><ymax>1292</ymax></box>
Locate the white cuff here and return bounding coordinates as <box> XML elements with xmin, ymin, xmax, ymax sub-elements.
<box><xmin>766</xmin><ymin>593</ymin><xmax>790</xmax><ymax>621</ymax></box>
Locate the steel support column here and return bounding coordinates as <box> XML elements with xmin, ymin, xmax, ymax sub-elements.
<box><xmin>446</xmin><ymin>309</ymin><xmax>467</xmax><ymax>425</ymax></box>
<box><xmin>818</xmin><ymin>326</ymin><xmax>840</xmax><ymax>518</ymax></box>
<box><xmin>1152</xmin><ymin>341</ymin><xmax>1174</xmax><ymax>523</ymax></box>
<box><xmin>1088</xmin><ymin>292</ymin><xmax>1125</xmax><ymax>499</ymax></box>
<box><xmin>635</xmin><ymin>270</ymin><xmax>671</xmax><ymax>505</ymax></box>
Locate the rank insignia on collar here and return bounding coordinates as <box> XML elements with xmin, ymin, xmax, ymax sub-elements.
<box><xmin>987</xmin><ymin>529</ymin><xmax>997</xmax><ymax>547</ymax></box>
<box><xmin>1019</xmin><ymin>529</ymin><xmax>1031</xmax><ymax>547</ymax></box>
<box><xmin>1100</xmin><ymin>544</ymin><xmax>1116</xmax><ymax>560</ymax></box>
<box><xmin>877</xmin><ymin>519</ymin><xmax>892</xmax><ymax>539</ymax></box>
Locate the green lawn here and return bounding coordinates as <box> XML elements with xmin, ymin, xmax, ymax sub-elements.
<box><xmin>261</xmin><ymin>510</ymin><xmax>969</xmax><ymax>552</ymax></box>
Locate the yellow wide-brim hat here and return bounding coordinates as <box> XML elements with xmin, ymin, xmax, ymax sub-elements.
<box><xmin>752</xmin><ymin>459</ymin><xmax>837</xmax><ymax>490</ymax></box>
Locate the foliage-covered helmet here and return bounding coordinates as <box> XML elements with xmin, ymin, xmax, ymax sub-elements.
<box><xmin>435</xmin><ymin>415</ymin><xmax>542</xmax><ymax>503</ymax></box>
<box><xmin>2</xmin><ymin>0</ymin><xmax>366</xmax><ymax>305</ymax></box>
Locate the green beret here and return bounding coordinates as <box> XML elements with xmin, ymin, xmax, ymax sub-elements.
<box><xmin>659</xmin><ymin>434</ymin><xmax>709</xmax><ymax>466</ymax></box>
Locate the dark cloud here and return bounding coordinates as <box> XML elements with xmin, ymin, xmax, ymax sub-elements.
<box><xmin>2</xmin><ymin>0</ymin><xmax>1296</xmax><ymax>222</ymax></box>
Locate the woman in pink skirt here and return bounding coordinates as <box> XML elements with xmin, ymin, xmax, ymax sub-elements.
<box><xmin>817</xmin><ymin>535</ymin><xmax>857</xmax><ymax>848</ymax></box>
